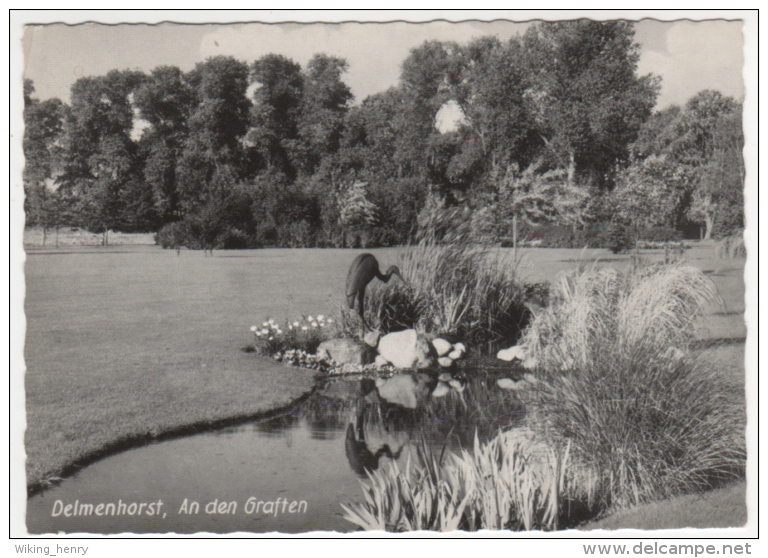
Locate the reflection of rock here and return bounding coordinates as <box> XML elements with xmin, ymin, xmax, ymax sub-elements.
<box><xmin>497</xmin><ymin>377</ymin><xmax>527</xmax><ymax>390</ymax></box>
<box><xmin>377</xmin><ymin>329</ymin><xmax>434</xmax><ymax>369</ymax></box>
<box><xmin>438</xmin><ymin>371</ymin><xmax>453</xmax><ymax>383</ymax></box>
<box><xmin>375</xmin><ymin>373</ymin><xmax>433</xmax><ymax>409</ymax></box>
<box><xmin>317</xmin><ymin>338</ymin><xmax>376</xmax><ymax>366</ymax></box>
<box><xmin>431</xmin><ymin>381</ymin><xmax>451</xmax><ymax>397</ymax></box>
<box><xmin>432</xmin><ymin>338</ymin><xmax>453</xmax><ymax>357</ymax></box>
<box><xmin>448</xmin><ymin>378</ymin><xmax>466</xmax><ymax>392</ymax></box>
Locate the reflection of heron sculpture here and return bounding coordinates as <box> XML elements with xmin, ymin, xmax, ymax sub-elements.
<box><xmin>344</xmin><ymin>411</ymin><xmax>403</xmax><ymax>478</ymax></box>
<box><xmin>346</xmin><ymin>253</ymin><xmax>405</xmax><ymax>329</ymax></box>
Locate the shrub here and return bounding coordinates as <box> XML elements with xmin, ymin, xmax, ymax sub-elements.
<box><xmin>519</xmin><ymin>263</ymin><xmax>745</xmax><ymax>510</ymax></box>
<box><xmin>155</xmin><ymin>221</ymin><xmax>189</xmax><ymax>249</ymax></box>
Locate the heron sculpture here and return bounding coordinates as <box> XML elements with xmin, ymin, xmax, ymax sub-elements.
<box><xmin>346</xmin><ymin>253</ymin><xmax>405</xmax><ymax>329</ymax></box>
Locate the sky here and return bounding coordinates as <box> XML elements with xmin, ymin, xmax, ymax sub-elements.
<box><xmin>21</xmin><ymin>16</ymin><xmax>745</xmax><ymax>111</ymax></box>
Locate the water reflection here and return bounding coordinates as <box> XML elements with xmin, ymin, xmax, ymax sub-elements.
<box><xmin>27</xmin><ymin>365</ymin><xmax>528</xmax><ymax>534</ymax></box>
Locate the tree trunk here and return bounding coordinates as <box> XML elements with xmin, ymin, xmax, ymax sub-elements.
<box><xmin>567</xmin><ymin>151</ymin><xmax>576</xmax><ymax>187</ymax></box>
<box><xmin>704</xmin><ymin>213</ymin><xmax>714</xmax><ymax>240</ymax></box>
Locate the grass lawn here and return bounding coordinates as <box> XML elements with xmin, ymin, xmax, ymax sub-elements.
<box><xmin>23</xmin><ymin>243</ymin><xmax>747</xmax><ymax>525</ymax></box>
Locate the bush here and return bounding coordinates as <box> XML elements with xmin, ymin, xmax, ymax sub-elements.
<box><xmin>155</xmin><ymin>221</ymin><xmax>189</xmax><ymax>249</ymax></box>
<box><xmin>519</xmin><ymin>263</ymin><xmax>745</xmax><ymax>510</ymax></box>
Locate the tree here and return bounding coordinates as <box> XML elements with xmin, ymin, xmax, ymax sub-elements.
<box><xmin>248</xmin><ymin>54</ymin><xmax>304</xmax><ymax>177</ymax></box>
<box><xmin>296</xmin><ymin>54</ymin><xmax>352</xmax><ymax>174</ymax></box>
<box><xmin>23</xmin><ymin>80</ymin><xmax>67</xmax><ymax>240</ymax></box>
<box><xmin>177</xmin><ymin>56</ymin><xmax>250</xmax><ymax>213</ymax></box>
<box><xmin>134</xmin><ymin>65</ymin><xmax>196</xmax><ymax>223</ymax></box>
<box><xmin>59</xmin><ymin>69</ymin><xmax>147</xmax><ymax>242</ymax></box>
<box><xmin>520</xmin><ymin>20</ymin><xmax>659</xmax><ymax>188</ymax></box>
<box><xmin>622</xmin><ymin>90</ymin><xmax>744</xmax><ymax>239</ymax></box>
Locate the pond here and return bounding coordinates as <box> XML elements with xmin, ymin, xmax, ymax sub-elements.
<box><xmin>27</xmin><ymin>365</ymin><xmax>527</xmax><ymax>534</ymax></box>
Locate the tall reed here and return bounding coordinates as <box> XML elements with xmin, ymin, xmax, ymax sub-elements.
<box><xmin>521</xmin><ymin>262</ymin><xmax>746</xmax><ymax>510</ymax></box>
<box><xmin>341</xmin><ymin>430</ymin><xmax>570</xmax><ymax>532</ymax></box>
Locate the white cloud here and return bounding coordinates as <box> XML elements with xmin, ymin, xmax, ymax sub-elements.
<box><xmin>637</xmin><ymin>20</ymin><xmax>744</xmax><ymax>108</ymax></box>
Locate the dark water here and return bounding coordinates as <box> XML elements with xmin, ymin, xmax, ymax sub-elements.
<box><xmin>27</xmin><ymin>370</ymin><xmax>526</xmax><ymax>534</ymax></box>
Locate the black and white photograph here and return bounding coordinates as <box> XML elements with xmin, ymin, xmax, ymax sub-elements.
<box><xmin>10</xmin><ymin>10</ymin><xmax>757</xmax><ymax>540</ymax></box>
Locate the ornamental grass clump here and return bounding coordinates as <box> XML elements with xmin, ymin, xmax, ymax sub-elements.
<box><xmin>520</xmin><ymin>262</ymin><xmax>746</xmax><ymax>511</ymax></box>
<box><xmin>348</xmin><ymin>231</ymin><xmax>528</xmax><ymax>346</ymax></box>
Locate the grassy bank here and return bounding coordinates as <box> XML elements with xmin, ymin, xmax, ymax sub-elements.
<box><xmin>23</xmin><ymin>244</ymin><xmax>745</xmax><ymax>508</ymax></box>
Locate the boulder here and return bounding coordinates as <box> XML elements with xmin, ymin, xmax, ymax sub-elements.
<box><xmin>377</xmin><ymin>329</ymin><xmax>434</xmax><ymax>369</ymax></box>
<box><xmin>431</xmin><ymin>338</ymin><xmax>453</xmax><ymax>357</ymax></box>
<box><xmin>438</xmin><ymin>371</ymin><xmax>453</xmax><ymax>383</ymax></box>
<box><xmin>316</xmin><ymin>338</ymin><xmax>376</xmax><ymax>366</ymax></box>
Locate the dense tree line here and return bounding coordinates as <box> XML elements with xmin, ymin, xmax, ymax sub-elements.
<box><xmin>23</xmin><ymin>21</ymin><xmax>744</xmax><ymax>248</ymax></box>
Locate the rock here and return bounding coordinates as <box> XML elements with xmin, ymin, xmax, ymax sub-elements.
<box><xmin>376</xmin><ymin>373</ymin><xmax>432</xmax><ymax>409</ymax></box>
<box><xmin>374</xmin><ymin>355</ymin><xmax>390</xmax><ymax>367</ymax></box>
<box><xmin>438</xmin><ymin>356</ymin><xmax>453</xmax><ymax>368</ymax></box>
<box><xmin>438</xmin><ymin>371</ymin><xmax>453</xmax><ymax>383</ymax></box>
<box><xmin>316</xmin><ymin>338</ymin><xmax>376</xmax><ymax>366</ymax></box>
<box><xmin>377</xmin><ymin>329</ymin><xmax>434</xmax><ymax>369</ymax></box>
<box><xmin>363</xmin><ymin>330</ymin><xmax>381</xmax><ymax>348</ymax></box>
<box><xmin>451</xmin><ymin>342</ymin><xmax>466</xmax><ymax>356</ymax></box>
<box><xmin>497</xmin><ymin>377</ymin><xmax>527</xmax><ymax>390</ymax></box>
<box><xmin>497</xmin><ymin>345</ymin><xmax>526</xmax><ymax>362</ymax></box>
<box><xmin>431</xmin><ymin>381</ymin><xmax>451</xmax><ymax>397</ymax></box>
<box><xmin>448</xmin><ymin>347</ymin><xmax>463</xmax><ymax>360</ymax></box>
<box><xmin>431</xmin><ymin>338</ymin><xmax>453</xmax><ymax>357</ymax></box>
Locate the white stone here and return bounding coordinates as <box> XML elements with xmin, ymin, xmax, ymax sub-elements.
<box><xmin>497</xmin><ymin>345</ymin><xmax>527</xmax><ymax>362</ymax></box>
<box><xmin>438</xmin><ymin>356</ymin><xmax>453</xmax><ymax>368</ymax></box>
<box><xmin>431</xmin><ymin>338</ymin><xmax>453</xmax><ymax>357</ymax></box>
<box><xmin>522</xmin><ymin>357</ymin><xmax>538</xmax><ymax>370</ymax></box>
<box><xmin>374</xmin><ymin>355</ymin><xmax>390</xmax><ymax>367</ymax></box>
<box><xmin>448</xmin><ymin>347</ymin><xmax>464</xmax><ymax>360</ymax></box>
<box><xmin>377</xmin><ymin>329</ymin><xmax>434</xmax><ymax>369</ymax></box>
